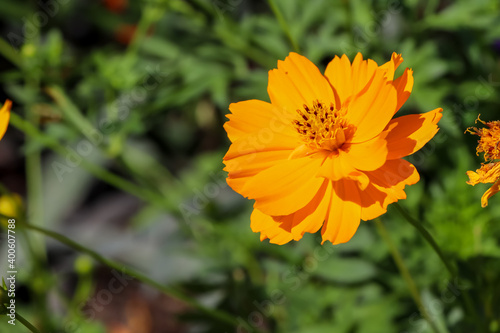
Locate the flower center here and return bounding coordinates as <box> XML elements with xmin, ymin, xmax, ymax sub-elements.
<box><xmin>293</xmin><ymin>100</ymin><xmax>351</xmax><ymax>151</ymax></box>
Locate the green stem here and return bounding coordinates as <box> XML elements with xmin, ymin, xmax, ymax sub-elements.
<box><xmin>25</xmin><ymin>73</ymin><xmax>52</xmax><ymax>330</ymax></box>
<box><xmin>45</xmin><ymin>86</ymin><xmax>99</xmax><ymax>144</ymax></box>
<box><xmin>9</xmin><ymin>113</ymin><xmax>165</xmax><ymax>207</ymax></box>
<box><xmin>393</xmin><ymin>202</ymin><xmax>480</xmax><ymax>325</ymax></box>
<box><xmin>22</xmin><ymin>223</ymin><xmax>259</xmax><ymax>332</ymax></box>
<box><xmin>375</xmin><ymin>219</ymin><xmax>441</xmax><ymax>333</ymax></box>
<box><xmin>393</xmin><ymin>203</ymin><xmax>455</xmax><ymax>275</ymax></box>
<box><xmin>267</xmin><ymin>0</ymin><xmax>301</xmax><ymax>53</ymax></box>
<box><xmin>126</xmin><ymin>11</ymin><xmax>153</xmax><ymax>58</ymax></box>
<box><xmin>0</xmin><ymin>37</ymin><xmax>22</xmax><ymax>68</ymax></box>
<box><xmin>25</xmin><ymin>110</ymin><xmax>46</xmax><ymax>262</ymax></box>
<box><xmin>16</xmin><ymin>312</ymin><xmax>42</xmax><ymax>333</ymax></box>
<box><xmin>126</xmin><ymin>3</ymin><xmax>166</xmax><ymax>61</ymax></box>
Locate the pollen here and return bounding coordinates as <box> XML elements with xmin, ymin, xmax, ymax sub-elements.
<box><xmin>466</xmin><ymin>116</ymin><xmax>500</xmax><ymax>161</ymax></box>
<box><xmin>293</xmin><ymin>100</ymin><xmax>352</xmax><ymax>151</ymax></box>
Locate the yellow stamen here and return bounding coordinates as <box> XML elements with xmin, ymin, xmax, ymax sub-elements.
<box><xmin>293</xmin><ymin>100</ymin><xmax>352</xmax><ymax>151</ymax></box>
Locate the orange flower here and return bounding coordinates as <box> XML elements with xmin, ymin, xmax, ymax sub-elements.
<box><xmin>223</xmin><ymin>53</ymin><xmax>442</xmax><ymax>245</ymax></box>
<box><xmin>0</xmin><ymin>100</ymin><xmax>11</xmax><ymax>140</ymax></box>
<box><xmin>115</xmin><ymin>24</ymin><xmax>137</xmax><ymax>45</ymax></box>
<box><xmin>466</xmin><ymin>117</ymin><xmax>500</xmax><ymax>207</ymax></box>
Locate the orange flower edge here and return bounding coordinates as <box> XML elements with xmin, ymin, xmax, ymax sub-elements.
<box><xmin>466</xmin><ymin>162</ymin><xmax>500</xmax><ymax>207</ymax></box>
<box><xmin>0</xmin><ymin>99</ymin><xmax>12</xmax><ymax>140</ymax></box>
<box><xmin>223</xmin><ymin>52</ymin><xmax>442</xmax><ymax>245</ymax></box>
<box><xmin>466</xmin><ymin>116</ymin><xmax>500</xmax><ymax>207</ymax></box>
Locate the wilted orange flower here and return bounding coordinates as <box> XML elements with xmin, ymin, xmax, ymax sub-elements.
<box><xmin>0</xmin><ymin>100</ymin><xmax>11</xmax><ymax>140</ymax></box>
<box><xmin>466</xmin><ymin>117</ymin><xmax>500</xmax><ymax>207</ymax></box>
<box><xmin>115</xmin><ymin>24</ymin><xmax>155</xmax><ymax>45</ymax></box>
<box><xmin>223</xmin><ymin>53</ymin><xmax>442</xmax><ymax>245</ymax></box>
<box><xmin>467</xmin><ymin>117</ymin><xmax>500</xmax><ymax>161</ymax></box>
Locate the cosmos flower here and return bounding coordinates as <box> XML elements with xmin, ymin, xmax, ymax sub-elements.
<box><xmin>466</xmin><ymin>117</ymin><xmax>500</xmax><ymax>207</ymax></box>
<box><xmin>223</xmin><ymin>52</ymin><xmax>442</xmax><ymax>245</ymax></box>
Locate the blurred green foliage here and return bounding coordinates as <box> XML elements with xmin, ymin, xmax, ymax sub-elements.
<box><xmin>0</xmin><ymin>0</ymin><xmax>499</xmax><ymax>332</ymax></box>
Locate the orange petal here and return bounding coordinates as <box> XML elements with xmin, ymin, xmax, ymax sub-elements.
<box><xmin>318</xmin><ymin>152</ymin><xmax>370</xmax><ymax>189</ymax></box>
<box><xmin>481</xmin><ymin>177</ymin><xmax>500</xmax><ymax>207</ymax></box>
<box><xmin>224</xmin><ymin>99</ymin><xmax>296</xmax><ymax>143</ymax></box>
<box><xmin>225</xmin><ymin>150</ymin><xmax>293</xmax><ymax>193</ymax></box>
<box><xmin>385</xmin><ymin>108</ymin><xmax>443</xmax><ymax>160</ymax></box>
<box><xmin>393</xmin><ymin>68</ymin><xmax>414</xmax><ymax>114</ymax></box>
<box><xmin>324</xmin><ymin>54</ymin><xmax>352</xmax><ymax>105</ymax></box>
<box><xmin>242</xmin><ymin>153</ymin><xmax>328</xmax><ymax>216</ymax></box>
<box><xmin>224</xmin><ymin>134</ymin><xmax>298</xmax><ymax>162</ymax></box>
<box><xmin>321</xmin><ymin>179</ymin><xmax>361</xmax><ymax>245</ymax></box>
<box><xmin>223</xmin><ymin>100</ymin><xmax>301</xmax><ymax>194</ymax></box>
<box><xmin>0</xmin><ymin>100</ymin><xmax>12</xmax><ymax>140</ymax></box>
<box><xmin>342</xmin><ymin>132</ymin><xmax>388</xmax><ymax>171</ymax></box>
<box><xmin>379</xmin><ymin>52</ymin><xmax>404</xmax><ymax>81</ymax></box>
<box><xmin>223</xmin><ymin>115</ymin><xmax>299</xmax><ymax>162</ymax></box>
<box><xmin>346</xmin><ymin>67</ymin><xmax>398</xmax><ymax>143</ymax></box>
<box><xmin>250</xmin><ymin>181</ymin><xmax>333</xmax><ymax>244</ymax></box>
<box><xmin>268</xmin><ymin>52</ymin><xmax>337</xmax><ymax>113</ymax></box>
<box><xmin>324</xmin><ymin>53</ymin><xmax>378</xmax><ymax>106</ymax></box>
<box><xmin>358</xmin><ymin>183</ymin><xmax>390</xmax><ymax>220</ymax></box>
<box><xmin>276</xmin><ymin>180</ymin><xmax>332</xmax><ymax>238</ymax></box>
<box><xmin>250</xmin><ymin>209</ymin><xmax>294</xmax><ymax>245</ymax></box>
<box><xmin>350</xmin><ymin>53</ymin><xmax>380</xmax><ymax>99</ymax></box>
<box><xmin>360</xmin><ymin>159</ymin><xmax>420</xmax><ymax>220</ymax></box>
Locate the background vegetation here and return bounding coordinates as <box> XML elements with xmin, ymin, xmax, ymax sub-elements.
<box><xmin>0</xmin><ymin>0</ymin><xmax>500</xmax><ymax>332</ymax></box>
